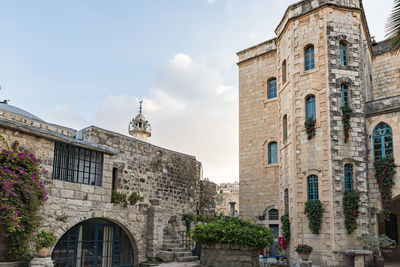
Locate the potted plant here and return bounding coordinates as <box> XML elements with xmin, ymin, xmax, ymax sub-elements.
<box><xmin>360</xmin><ymin>232</ymin><xmax>396</xmax><ymax>267</ymax></box>
<box><xmin>128</xmin><ymin>192</ymin><xmax>143</xmax><ymax>205</ymax></box>
<box><xmin>295</xmin><ymin>243</ymin><xmax>313</xmax><ymax>261</ymax></box>
<box><xmin>34</xmin><ymin>230</ymin><xmax>57</xmax><ymax>258</ymax></box>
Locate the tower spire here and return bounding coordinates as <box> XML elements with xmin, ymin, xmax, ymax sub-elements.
<box><xmin>139</xmin><ymin>99</ymin><xmax>143</xmax><ymax>114</ymax></box>
<box><xmin>128</xmin><ymin>99</ymin><xmax>151</xmax><ymax>142</ymax></box>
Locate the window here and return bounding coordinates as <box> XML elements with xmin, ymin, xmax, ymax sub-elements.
<box><xmin>284</xmin><ymin>189</ymin><xmax>289</xmax><ymax>215</ymax></box>
<box><xmin>341</xmin><ymin>84</ymin><xmax>350</xmax><ymax>107</ymax></box>
<box><xmin>268</xmin><ymin>142</ymin><xmax>278</xmax><ymax>164</ymax></box>
<box><xmin>340</xmin><ymin>41</ymin><xmax>348</xmax><ymax>66</ymax></box>
<box><xmin>282</xmin><ymin>60</ymin><xmax>287</xmax><ymax>84</ymax></box>
<box><xmin>373</xmin><ymin>123</ymin><xmax>393</xmax><ymax>160</ymax></box>
<box><xmin>268</xmin><ymin>78</ymin><xmax>277</xmax><ymax>99</ymax></box>
<box><xmin>112</xmin><ymin>168</ymin><xmax>118</xmax><ymax>191</ymax></box>
<box><xmin>269</xmin><ymin>209</ymin><xmax>279</xmax><ymax>220</ymax></box>
<box><xmin>344</xmin><ymin>164</ymin><xmax>353</xmax><ymax>192</ymax></box>
<box><xmin>305</xmin><ymin>45</ymin><xmax>315</xmax><ymax>71</ymax></box>
<box><xmin>52</xmin><ymin>142</ymin><xmax>103</xmax><ymax>186</ymax></box>
<box><xmin>283</xmin><ymin>115</ymin><xmax>288</xmax><ymax>144</ymax></box>
<box><xmin>307</xmin><ymin>175</ymin><xmax>319</xmax><ymax>200</ymax></box>
<box><xmin>306</xmin><ymin>95</ymin><xmax>316</xmax><ymax>120</ymax></box>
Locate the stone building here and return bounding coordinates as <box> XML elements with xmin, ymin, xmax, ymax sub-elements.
<box><xmin>237</xmin><ymin>0</ymin><xmax>400</xmax><ymax>265</ymax></box>
<box><xmin>215</xmin><ymin>182</ymin><xmax>239</xmax><ymax>216</ymax></box>
<box><xmin>0</xmin><ymin>102</ymin><xmax>215</xmax><ymax>266</ymax></box>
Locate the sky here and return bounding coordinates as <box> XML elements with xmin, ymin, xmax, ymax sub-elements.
<box><xmin>0</xmin><ymin>0</ymin><xmax>395</xmax><ymax>184</ymax></box>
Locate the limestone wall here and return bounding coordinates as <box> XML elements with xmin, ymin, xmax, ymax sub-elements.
<box><xmin>371</xmin><ymin>47</ymin><xmax>400</xmax><ymax>100</ymax></box>
<box><xmin>238</xmin><ymin>48</ymin><xmax>279</xmax><ymax>221</ymax></box>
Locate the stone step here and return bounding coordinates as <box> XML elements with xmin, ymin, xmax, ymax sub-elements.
<box><xmin>139</xmin><ymin>263</ymin><xmax>159</xmax><ymax>267</ymax></box>
<box><xmin>176</xmin><ymin>256</ymin><xmax>199</xmax><ymax>262</ymax></box>
<box><xmin>163</xmin><ymin>239</ymin><xmax>181</xmax><ymax>244</ymax></box>
<box><xmin>163</xmin><ymin>244</ymin><xmax>185</xmax><ymax>250</ymax></box>
<box><xmin>170</xmin><ymin>248</ymin><xmax>188</xmax><ymax>252</ymax></box>
<box><xmin>157</xmin><ymin>251</ymin><xmax>175</xmax><ymax>262</ymax></box>
<box><xmin>174</xmin><ymin>251</ymin><xmax>193</xmax><ymax>258</ymax></box>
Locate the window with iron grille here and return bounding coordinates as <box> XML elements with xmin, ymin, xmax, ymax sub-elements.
<box><xmin>344</xmin><ymin>164</ymin><xmax>353</xmax><ymax>192</ymax></box>
<box><xmin>341</xmin><ymin>84</ymin><xmax>350</xmax><ymax>107</ymax></box>
<box><xmin>304</xmin><ymin>45</ymin><xmax>315</xmax><ymax>71</ymax></box>
<box><xmin>307</xmin><ymin>175</ymin><xmax>319</xmax><ymax>200</ymax></box>
<box><xmin>340</xmin><ymin>41</ymin><xmax>348</xmax><ymax>66</ymax></box>
<box><xmin>373</xmin><ymin>123</ymin><xmax>393</xmax><ymax>160</ymax></box>
<box><xmin>284</xmin><ymin>189</ymin><xmax>289</xmax><ymax>215</ymax></box>
<box><xmin>306</xmin><ymin>95</ymin><xmax>316</xmax><ymax>120</ymax></box>
<box><xmin>269</xmin><ymin>209</ymin><xmax>279</xmax><ymax>220</ymax></box>
<box><xmin>268</xmin><ymin>142</ymin><xmax>278</xmax><ymax>164</ymax></box>
<box><xmin>268</xmin><ymin>78</ymin><xmax>277</xmax><ymax>99</ymax></box>
<box><xmin>52</xmin><ymin>142</ymin><xmax>103</xmax><ymax>186</ymax></box>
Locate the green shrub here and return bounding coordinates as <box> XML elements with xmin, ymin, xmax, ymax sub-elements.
<box><xmin>295</xmin><ymin>243</ymin><xmax>313</xmax><ymax>254</ymax></box>
<box><xmin>191</xmin><ymin>217</ymin><xmax>274</xmax><ymax>249</ymax></box>
<box><xmin>343</xmin><ymin>191</ymin><xmax>360</xmax><ymax>234</ymax></box>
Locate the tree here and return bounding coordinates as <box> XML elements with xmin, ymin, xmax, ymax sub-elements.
<box><xmin>386</xmin><ymin>0</ymin><xmax>400</xmax><ymax>52</ymax></box>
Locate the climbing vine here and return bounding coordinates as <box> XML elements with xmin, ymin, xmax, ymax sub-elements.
<box><xmin>342</xmin><ymin>106</ymin><xmax>353</xmax><ymax>143</ymax></box>
<box><xmin>342</xmin><ymin>191</ymin><xmax>360</xmax><ymax>234</ymax></box>
<box><xmin>304</xmin><ymin>200</ymin><xmax>323</xmax><ymax>235</ymax></box>
<box><xmin>304</xmin><ymin>119</ymin><xmax>316</xmax><ymax>139</ymax></box>
<box><xmin>0</xmin><ymin>149</ymin><xmax>47</xmax><ymax>260</ymax></box>
<box><xmin>374</xmin><ymin>157</ymin><xmax>396</xmax><ymax>219</ymax></box>
<box><xmin>281</xmin><ymin>215</ymin><xmax>290</xmax><ymax>242</ymax></box>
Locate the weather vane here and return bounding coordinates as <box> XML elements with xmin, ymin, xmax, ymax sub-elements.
<box><xmin>139</xmin><ymin>99</ymin><xmax>143</xmax><ymax>114</ymax></box>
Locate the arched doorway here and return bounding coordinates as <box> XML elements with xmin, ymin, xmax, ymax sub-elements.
<box><xmin>52</xmin><ymin>218</ymin><xmax>135</xmax><ymax>267</ymax></box>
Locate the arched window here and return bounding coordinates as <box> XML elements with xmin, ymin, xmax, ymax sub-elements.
<box><xmin>307</xmin><ymin>175</ymin><xmax>319</xmax><ymax>200</ymax></box>
<box><xmin>306</xmin><ymin>95</ymin><xmax>316</xmax><ymax>120</ymax></box>
<box><xmin>283</xmin><ymin>115</ymin><xmax>288</xmax><ymax>144</ymax></box>
<box><xmin>269</xmin><ymin>209</ymin><xmax>279</xmax><ymax>220</ymax></box>
<box><xmin>305</xmin><ymin>45</ymin><xmax>315</xmax><ymax>71</ymax></box>
<box><xmin>52</xmin><ymin>219</ymin><xmax>135</xmax><ymax>266</ymax></box>
<box><xmin>282</xmin><ymin>60</ymin><xmax>287</xmax><ymax>84</ymax></box>
<box><xmin>268</xmin><ymin>142</ymin><xmax>278</xmax><ymax>164</ymax></box>
<box><xmin>341</xmin><ymin>84</ymin><xmax>350</xmax><ymax>107</ymax></box>
<box><xmin>340</xmin><ymin>41</ymin><xmax>348</xmax><ymax>66</ymax></box>
<box><xmin>268</xmin><ymin>78</ymin><xmax>277</xmax><ymax>99</ymax></box>
<box><xmin>344</xmin><ymin>164</ymin><xmax>353</xmax><ymax>191</ymax></box>
<box><xmin>373</xmin><ymin>123</ymin><xmax>393</xmax><ymax>160</ymax></box>
<box><xmin>284</xmin><ymin>189</ymin><xmax>289</xmax><ymax>215</ymax></box>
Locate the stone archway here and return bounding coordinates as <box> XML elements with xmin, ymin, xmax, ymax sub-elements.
<box><xmin>379</xmin><ymin>195</ymin><xmax>400</xmax><ymax>263</ymax></box>
<box><xmin>51</xmin><ymin>218</ymin><xmax>139</xmax><ymax>267</ymax></box>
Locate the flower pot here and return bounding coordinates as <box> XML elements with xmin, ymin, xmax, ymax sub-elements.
<box><xmin>373</xmin><ymin>255</ymin><xmax>384</xmax><ymax>267</ymax></box>
<box><xmin>36</xmin><ymin>247</ymin><xmax>49</xmax><ymax>258</ymax></box>
<box><xmin>299</xmin><ymin>253</ymin><xmax>310</xmax><ymax>261</ymax></box>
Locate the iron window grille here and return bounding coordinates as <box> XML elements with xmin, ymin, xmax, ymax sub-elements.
<box><xmin>307</xmin><ymin>175</ymin><xmax>319</xmax><ymax>200</ymax></box>
<box><xmin>340</xmin><ymin>41</ymin><xmax>348</xmax><ymax>66</ymax></box>
<box><xmin>52</xmin><ymin>142</ymin><xmax>103</xmax><ymax>186</ymax></box>
<box><xmin>373</xmin><ymin>123</ymin><xmax>393</xmax><ymax>160</ymax></box>
<box><xmin>341</xmin><ymin>84</ymin><xmax>350</xmax><ymax>107</ymax></box>
<box><xmin>306</xmin><ymin>95</ymin><xmax>316</xmax><ymax>120</ymax></box>
<box><xmin>305</xmin><ymin>45</ymin><xmax>315</xmax><ymax>71</ymax></box>
<box><xmin>268</xmin><ymin>142</ymin><xmax>278</xmax><ymax>164</ymax></box>
<box><xmin>268</xmin><ymin>78</ymin><xmax>277</xmax><ymax>99</ymax></box>
<box><xmin>269</xmin><ymin>209</ymin><xmax>279</xmax><ymax>220</ymax></box>
<box><xmin>344</xmin><ymin>164</ymin><xmax>353</xmax><ymax>192</ymax></box>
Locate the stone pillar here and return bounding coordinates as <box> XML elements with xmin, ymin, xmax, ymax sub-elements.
<box><xmin>354</xmin><ymin>255</ymin><xmax>365</xmax><ymax>267</ymax></box>
<box><xmin>29</xmin><ymin>257</ymin><xmax>53</xmax><ymax>267</ymax></box>
<box><xmin>229</xmin><ymin>202</ymin><xmax>236</xmax><ymax>217</ymax></box>
<box><xmin>146</xmin><ymin>199</ymin><xmax>164</xmax><ymax>260</ymax></box>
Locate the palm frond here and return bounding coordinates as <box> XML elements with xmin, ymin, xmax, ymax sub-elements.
<box><xmin>386</xmin><ymin>0</ymin><xmax>400</xmax><ymax>52</ymax></box>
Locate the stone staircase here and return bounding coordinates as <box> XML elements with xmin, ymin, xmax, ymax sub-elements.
<box><xmin>157</xmin><ymin>231</ymin><xmax>198</xmax><ymax>263</ymax></box>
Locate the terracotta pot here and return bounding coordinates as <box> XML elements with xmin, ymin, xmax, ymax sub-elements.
<box><xmin>373</xmin><ymin>255</ymin><xmax>384</xmax><ymax>267</ymax></box>
<box><xmin>36</xmin><ymin>247</ymin><xmax>49</xmax><ymax>258</ymax></box>
<box><xmin>299</xmin><ymin>253</ymin><xmax>310</xmax><ymax>261</ymax></box>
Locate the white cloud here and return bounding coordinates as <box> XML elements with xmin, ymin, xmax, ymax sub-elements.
<box><xmin>207</xmin><ymin>0</ymin><xmax>215</xmax><ymax>4</ymax></box>
<box><xmin>45</xmin><ymin>53</ymin><xmax>238</xmax><ymax>184</ymax></box>
<box><xmin>44</xmin><ymin>104</ymin><xmax>88</xmax><ymax>130</ymax></box>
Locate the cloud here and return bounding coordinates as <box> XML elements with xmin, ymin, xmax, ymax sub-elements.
<box><xmin>46</xmin><ymin>53</ymin><xmax>238</xmax><ymax>184</ymax></box>
<box><xmin>207</xmin><ymin>0</ymin><xmax>215</xmax><ymax>4</ymax></box>
<box><xmin>44</xmin><ymin>104</ymin><xmax>88</xmax><ymax>130</ymax></box>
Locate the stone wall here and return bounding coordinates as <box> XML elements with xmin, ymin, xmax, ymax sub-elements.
<box><xmin>216</xmin><ymin>182</ymin><xmax>239</xmax><ymax>216</ymax></box>
<box><xmin>0</xmin><ymin>109</ymin><xmax>204</xmax><ymax>265</ymax></box>
<box><xmin>200</xmin><ymin>179</ymin><xmax>217</xmax><ymax>216</ymax></box>
<box><xmin>371</xmin><ymin>41</ymin><xmax>400</xmax><ymax>100</ymax></box>
<box><xmin>200</xmin><ymin>245</ymin><xmax>260</xmax><ymax>267</ymax></box>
